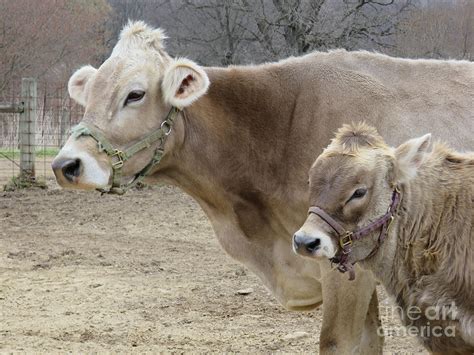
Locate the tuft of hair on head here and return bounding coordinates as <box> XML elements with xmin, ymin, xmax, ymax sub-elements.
<box><xmin>113</xmin><ymin>20</ymin><xmax>168</xmax><ymax>56</ymax></box>
<box><xmin>328</xmin><ymin>122</ymin><xmax>387</xmax><ymax>154</ymax></box>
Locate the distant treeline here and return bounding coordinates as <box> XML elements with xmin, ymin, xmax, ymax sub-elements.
<box><xmin>0</xmin><ymin>0</ymin><xmax>472</xmax><ymax>94</ymax></box>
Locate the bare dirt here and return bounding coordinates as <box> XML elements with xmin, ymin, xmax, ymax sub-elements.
<box><xmin>0</xmin><ymin>170</ymin><xmax>426</xmax><ymax>352</ymax></box>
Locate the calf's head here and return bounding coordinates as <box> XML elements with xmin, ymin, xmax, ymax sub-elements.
<box><xmin>293</xmin><ymin>123</ymin><xmax>431</xmax><ymax>262</ymax></box>
<box><xmin>52</xmin><ymin>21</ymin><xmax>209</xmax><ymax>190</ymax></box>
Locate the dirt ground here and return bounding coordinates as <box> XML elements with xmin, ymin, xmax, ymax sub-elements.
<box><xmin>0</xmin><ymin>165</ymin><xmax>427</xmax><ymax>353</ymax></box>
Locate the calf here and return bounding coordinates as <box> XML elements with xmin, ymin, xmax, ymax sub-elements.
<box><xmin>294</xmin><ymin>123</ymin><xmax>474</xmax><ymax>353</ymax></box>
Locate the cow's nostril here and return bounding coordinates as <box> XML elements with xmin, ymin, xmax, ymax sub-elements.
<box><xmin>305</xmin><ymin>238</ymin><xmax>321</xmax><ymax>253</ymax></box>
<box><xmin>293</xmin><ymin>232</ymin><xmax>321</xmax><ymax>253</ymax></box>
<box><xmin>62</xmin><ymin>159</ymin><xmax>81</xmax><ymax>182</ymax></box>
<box><xmin>293</xmin><ymin>232</ymin><xmax>321</xmax><ymax>255</ymax></box>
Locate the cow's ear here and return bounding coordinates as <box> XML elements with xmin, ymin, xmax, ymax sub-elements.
<box><xmin>162</xmin><ymin>58</ymin><xmax>209</xmax><ymax>108</ymax></box>
<box><xmin>395</xmin><ymin>133</ymin><xmax>431</xmax><ymax>182</ymax></box>
<box><xmin>68</xmin><ymin>65</ymin><xmax>97</xmax><ymax>106</ymax></box>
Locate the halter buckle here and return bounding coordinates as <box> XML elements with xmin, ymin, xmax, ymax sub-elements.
<box><xmin>161</xmin><ymin>120</ymin><xmax>172</xmax><ymax>136</ymax></box>
<box><xmin>339</xmin><ymin>231</ymin><xmax>353</xmax><ymax>249</ymax></box>
<box><xmin>111</xmin><ymin>149</ymin><xmax>124</xmax><ymax>169</ymax></box>
<box><xmin>386</xmin><ymin>215</ymin><xmax>395</xmax><ymax>234</ymax></box>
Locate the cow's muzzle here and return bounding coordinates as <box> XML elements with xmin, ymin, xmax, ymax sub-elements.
<box><xmin>52</xmin><ymin>158</ymin><xmax>82</xmax><ymax>183</ymax></box>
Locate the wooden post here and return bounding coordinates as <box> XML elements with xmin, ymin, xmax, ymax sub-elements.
<box><xmin>19</xmin><ymin>78</ymin><xmax>37</xmax><ymax>180</ymax></box>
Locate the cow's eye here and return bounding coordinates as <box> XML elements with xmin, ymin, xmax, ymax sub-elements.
<box><xmin>124</xmin><ymin>90</ymin><xmax>145</xmax><ymax>106</ymax></box>
<box><xmin>347</xmin><ymin>188</ymin><xmax>367</xmax><ymax>203</ymax></box>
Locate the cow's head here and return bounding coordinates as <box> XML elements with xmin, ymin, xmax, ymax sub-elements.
<box><xmin>293</xmin><ymin>122</ymin><xmax>431</xmax><ymax>262</ymax></box>
<box><xmin>52</xmin><ymin>21</ymin><xmax>209</xmax><ymax>190</ymax></box>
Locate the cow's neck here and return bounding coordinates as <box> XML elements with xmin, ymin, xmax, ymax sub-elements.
<box><xmin>366</xmin><ymin>156</ymin><xmax>473</xmax><ymax>309</ymax></box>
<box><xmin>159</xmin><ymin>67</ymin><xmax>313</xmax><ymax>236</ymax></box>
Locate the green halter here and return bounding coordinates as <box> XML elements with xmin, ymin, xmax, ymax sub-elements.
<box><xmin>70</xmin><ymin>107</ymin><xmax>181</xmax><ymax>195</ymax></box>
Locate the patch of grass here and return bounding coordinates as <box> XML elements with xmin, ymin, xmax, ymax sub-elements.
<box><xmin>0</xmin><ymin>149</ymin><xmax>19</xmax><ymax>160</ymax></box>
<box><xmin>37</xmin><ymin>147</ymin><xmax>60</xmax><ymax>157</ymax></box>
<box><xmin>0</xmin><ymin>147</ymin><xmax>59</xmax><ymax>160</ymax></box>
<box><xmin>3</xmin><ymin>174</ymin><xmax>47</xmax><ymax>191</ymax></box>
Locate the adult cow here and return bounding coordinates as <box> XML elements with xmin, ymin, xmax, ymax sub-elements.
<box><xmin>52</xmin><ymin>21</ymin><xmax>474</xmax><ymax>354</ymax></box>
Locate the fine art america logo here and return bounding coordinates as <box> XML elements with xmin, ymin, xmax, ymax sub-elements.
<box><xmin>377</xmin><ymin>302</ymin><xmax>459</xmax><ymax>338</ymax></box>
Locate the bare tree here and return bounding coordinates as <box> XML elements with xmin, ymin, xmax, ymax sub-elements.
<box><xmin>2</xmin><ymin>0</ymin><xmax>470</xmax><ymax>97</ymax></box>
<box><xmin>158</xmin><ymin>0</ymin><xmax>414</xmax><ymax>65</ymax></box>
<box><xmin>459</xmin><ymin>0</ymin><xmax>473</xmax><ymax>60</ymax></box>
<box><xmin>105</xmin><ymin>0</ymin><xmax>472</xmax><ymax>65</ymax></box>
<box><xmin>0</xmin><ymin>0</ymin><xmax>110</xmax><ymax>94</ymax></box>
<box><xmin>156</xmin><ymin>0</ymin><xmax>254</xmax><ymax>65</ymax></box>
<box><xmin>396</xmin><ymin>0</ymin><xmax>473</xmax><ymax>60</ymax></box>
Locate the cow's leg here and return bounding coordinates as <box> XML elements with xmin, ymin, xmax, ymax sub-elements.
<box><xmin>319</xmin><ymin>263</ymin><xmax>382</xmax><ymax>354</ymax></box>
<box><xmin>359</xmin><ymin>285</ymin><xmax>383</xmax><ymax>354</ymax></box>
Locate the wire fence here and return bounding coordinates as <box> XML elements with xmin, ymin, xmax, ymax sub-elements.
<box><xmin>0</xmin><ymin>80</ymin><xmax>84</xmax><ymax>186</ymax></box>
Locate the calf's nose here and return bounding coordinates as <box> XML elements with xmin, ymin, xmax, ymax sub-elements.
<box><xmin>293</xmin><ymin>232</ymin><xmax>321</xmax><ymax>254</ymax></box>
<box><xmin>52</xmin><ymin>158</ymin><xmax>82</xmax><ymax>182</ymax></box>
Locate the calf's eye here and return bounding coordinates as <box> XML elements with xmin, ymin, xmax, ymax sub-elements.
<box><xmin>347</xmin><ymin>188</ymin><xmax>367</xmax><ymax>203</ymax></box>
<box><xmin>124</xmin><ymin>90</ymin><xmax>145</xmax><ymax>106</ymax></box>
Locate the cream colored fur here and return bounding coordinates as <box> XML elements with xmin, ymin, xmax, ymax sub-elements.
<box><xmin>68</xmin><ymin>65</ymin><xmax>97</xmax><ymax>106</ymax></box>
<box><xmin>162</xmin><ymin>58</ymin><xmax>210</xmax><ymax>108</ymax></box>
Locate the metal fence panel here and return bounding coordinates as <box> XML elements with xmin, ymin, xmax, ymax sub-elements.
<box><xmin>0</xmin><ymin>80</ymin><xmax>84</xmax><ymax>186</ymax></box>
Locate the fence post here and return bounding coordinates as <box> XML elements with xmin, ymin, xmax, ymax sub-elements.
<box><xmin>19</xmin><ymin>78</ymin><xmax>37</xmax><ymax>180</ymax></box>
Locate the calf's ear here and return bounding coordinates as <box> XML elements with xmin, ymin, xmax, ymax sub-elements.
<box><xmin>162</xmin><ymin>58</ymin><xmax>210</xmax><ymax>109</ymax></box>
<box><xmin>68</xmin><ymin>65</ymin><xmax>97</xmax><ymax>106</ymax></box>
<box><xmin>395</xmin><ymin>133</ymin><xmax>431</xmax><ymax>183</ymax></box>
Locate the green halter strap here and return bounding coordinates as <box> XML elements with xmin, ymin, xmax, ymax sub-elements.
<box><xmin>70</xmin><ymin>107</ymin><xmax>181</xmax><ymax>195</ymax></box>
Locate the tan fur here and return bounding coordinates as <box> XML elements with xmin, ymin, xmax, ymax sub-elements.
<box><xmin>53</xmin><ymin>22</ymin><xmax>474</xmax><ymax>354</ymax></box>
<box><xmin>306</xmin><ymin>123</ymin><xmax>474</xmax><ymax>353</ymax></box>
<box><xmin>326</xmin><ymin>122</ymin><xmax>387</xmax><ymax>155</ymax></box>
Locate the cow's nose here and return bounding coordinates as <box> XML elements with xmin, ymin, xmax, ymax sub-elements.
<box><xmin>293</xmin><ymin>232</ymin><xmax>321</xmax><ymax>254</ymax></box>
<box><xmin>52</xmin><ymin>158</ymin><xmax>82</xmax><ymax>182</ymax></box>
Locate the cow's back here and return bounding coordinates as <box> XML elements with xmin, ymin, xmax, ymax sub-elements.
<box><xmin>275</xmin><ymin>50</ymin><xmax>474</xmax><ymax>151</ymax></box>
